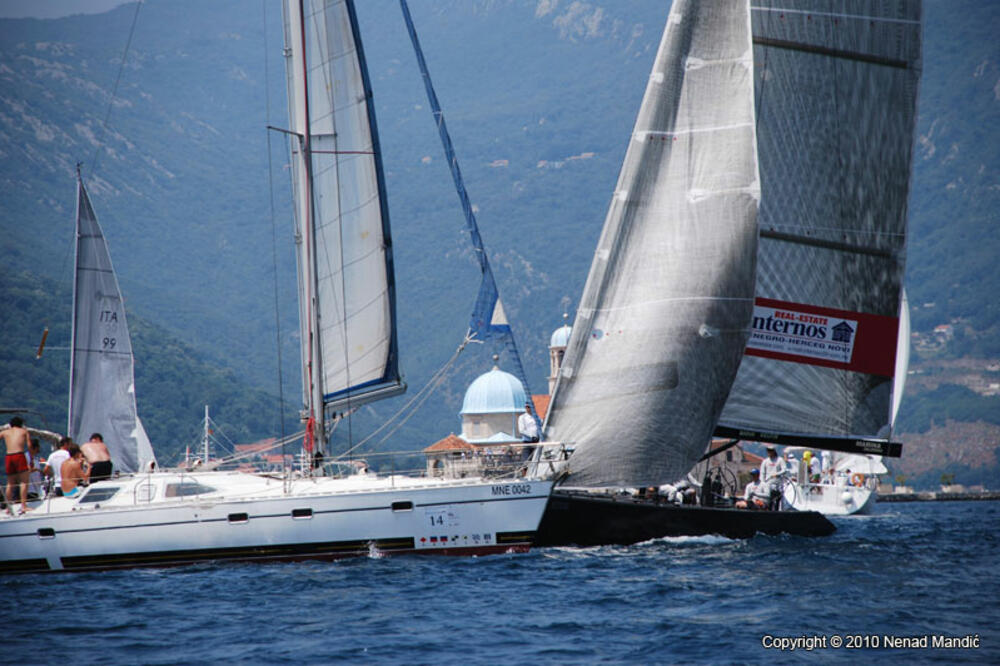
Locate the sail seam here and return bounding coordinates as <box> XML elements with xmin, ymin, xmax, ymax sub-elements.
<box><xmin>636</xmin><ymin>123</ymin><xmax>753</xmax><ymax>139</ymax></box>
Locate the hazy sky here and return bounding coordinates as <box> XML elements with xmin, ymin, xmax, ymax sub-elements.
<box><xmin>0</xmin><ymin>0</ymin><xmax>129</xmax><ymax>19</ymax></box>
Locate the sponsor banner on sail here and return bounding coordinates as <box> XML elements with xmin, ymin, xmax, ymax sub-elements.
<box><xmin>745</xmin><ymin>298</ymin><xmax>898</xmax><ymax>377</ymax></box>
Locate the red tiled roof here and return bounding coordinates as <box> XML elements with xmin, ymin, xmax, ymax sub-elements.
<box><xmin>531</xmin><ymin>394</ymin><xmax>551</xmax><ymax>421</ymax></box>
<box><xmin>235</xmin><ymin>439</ymin><xmax>277</xmax><ymax>454</ymax></box>
<box><xmin>423</xmin><ymin>434</ymin><xmax>477</xmax><ymax>453</ymax></box>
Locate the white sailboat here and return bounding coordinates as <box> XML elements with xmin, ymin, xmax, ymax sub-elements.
<box><xmin>714</xmin><ymin>0</ymin><xmax>923</xmax><ymax>515</ymax></box>
<box><xmin>781</xmin><ymin>290</ymin><xmax>911</xmax><ymax>515</ymax></box>
<box><xmin>0</xmin><ymin>0</ymin><xmax>551</xmax><ymax>574</ymax></box>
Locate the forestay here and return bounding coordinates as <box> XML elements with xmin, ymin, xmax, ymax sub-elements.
<box><xmin>283</xmin><ymin>0</ymin><xmax>403</xmax><ymax>417</ymax></box>
<box><xmin>545</xmin><ymin>0</ymin><xmax>760</xmax><ymax>487</ymax></box>
<box><xmin>69</xmin><ymin>178</ymin><xmax>155</xmax><ymax>473</ymax></box>
<box><xmin>716</xmin><ymin>0</ymin><xmax>922</xmax><ymax>448</ymax></box>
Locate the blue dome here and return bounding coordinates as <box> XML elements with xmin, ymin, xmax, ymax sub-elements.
<box><xmin>460</xmin><ymin>367</ymin><xmax>527</xmax><ymax>415</ymax></box>
<box><xmin>550</xmin><ymin>324</ymin><xmax>572</xmax><ymax>348</ymax></box>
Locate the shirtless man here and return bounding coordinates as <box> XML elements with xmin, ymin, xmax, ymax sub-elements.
<box><xmin>60</xmin><ymin>444</ymin><xmax>89</xmax><ymax>499</ymax></box>
<box><xmin>81</xmin><ymin>432</ymin><xmax>113</xmax><ymax>482</ymax></box>
<box><xmin>2</xmin><ymin>416</ymin><xmax>31</xmax><ymax>514</ymax></box>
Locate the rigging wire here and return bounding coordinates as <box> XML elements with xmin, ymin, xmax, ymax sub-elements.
<box><xmin>334</xmin><ymin>333</ymin><xmax>475</xmax><ymax>460</ymax></box>
<box><xmin>89</xmin><ymin>0</ymin><xmax>143</xmax><ymax>180</ymax></box>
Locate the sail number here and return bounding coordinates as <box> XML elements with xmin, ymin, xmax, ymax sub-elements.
<box><xmin>491</xmin><ymin>484</ymin><xmax>532</xmax><ymax>496</ymax></box>
<box><xmin>103</xmin><ymin>337</ymin><xmax>117</xmax><ymax>349</ymax></box>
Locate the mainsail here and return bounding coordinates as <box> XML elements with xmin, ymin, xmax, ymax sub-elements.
<box><xmin>544</xmin><ymin>0</ymin><xmax>760</xmax><ymax>487</ymax></box>
<box><xmin>282</xmin><ymin>0</ymin><xmax>404</xmax><ymax>442</ymax></box>
<box><xmin>69</xmin><ymin>175</ymin><xmax>155</xmax><ymax>473</ymax></box>
<box><xmin>715</xmin><ymin>1</ymin><xmax>922</xmax><ymax>456</ymax></box>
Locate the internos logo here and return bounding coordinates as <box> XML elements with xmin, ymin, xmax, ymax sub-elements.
<box><xmin>744</xmin><ymin>298</ymin><xmax>899</xmax><ymax>377</ymax></box>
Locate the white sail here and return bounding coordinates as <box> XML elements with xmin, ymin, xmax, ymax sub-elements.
<box><xmin>68</xmin><ymin>178</ymin><xmax>156</xmax><ymax>473</ymax></box>
<box><xmin>891</xmin><ymin>288</ymin><xmax>910</xmax><ymax>426</ymax></box>
<box><xmin>544</xmin><ymin>0</ymin><xmax>760</xmax><ymax>487</ymax></box>
<box><xmin>283</xmin><ymin>0</ymin><xmax>403</xmax><ymax>423</ymax></box>
<box><xmin>716</xmin><ymin>1</ymin><xmax>922</xmax><ymax>449</ymax></box>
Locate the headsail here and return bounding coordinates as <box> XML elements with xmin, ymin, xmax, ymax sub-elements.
<box><xmin>715</xmin><ymin>1</ymin><xmax>922</xmax><ymax>457</ymax></box>
<box><xmin>544</xmin><ymin>0</ymin><xmax>760</xmax><ymax>487</ymax></box>
<box><xmin>69</xmin><ymin>175</ymin><xmax>155</xmax><ymax>473</ymax></box>
<box><xmin>399</xmin><ymin>0</ymin><xmax>532</xmax><ymax>395</ymax></box>
<box><xmin>282</xmin><ymin>0</ymin><xmax>404</xmax><ymax>438</ymax></box>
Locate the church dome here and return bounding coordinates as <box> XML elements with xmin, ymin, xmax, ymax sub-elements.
<box><xmin>549</xmin><ymin>324</ymin><xmax>572</xmax><ymax>348</ymax></box>
<box><xmin>460</xmin><ymin>366</ymin><xmax>527</xmax><ymax>415</ymax></box>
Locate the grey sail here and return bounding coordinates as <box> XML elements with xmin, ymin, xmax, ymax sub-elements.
<box><xmin>544</xmin><ymin>0</ymin><xmax>760</xmax><ymax>487</ymax></box>
<box><xmin>69</xmin><ymin>177</ymin><xmax>155</xmax><ymax>473</ymax></box>
<box><xmin>283</xmin><ymin>0</ymin><xmax>403</xmax><ymax>433</ymax></box>
<box><xmin>716</xmin><ymin>1</ymin><xmax>922</xmax><ymax>450</ymax></box>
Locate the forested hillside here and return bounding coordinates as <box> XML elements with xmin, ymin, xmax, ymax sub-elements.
<box><xmin>0</xmin><ymin>270</ymin><xmax>291</xmax><ymax>464</ymax></box>
<box><xmin>1</xmin><ymin>0</ymin><xmax>997</xmax><ymax>483</ymax></box>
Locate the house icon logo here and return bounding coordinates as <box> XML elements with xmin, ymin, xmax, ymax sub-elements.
<box><xmin>831</xmin><ymin>321</ymin><xmax>854</xmax><ymax>343</ymax></box>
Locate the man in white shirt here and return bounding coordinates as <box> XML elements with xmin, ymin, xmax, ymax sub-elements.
<box><xmin>736</xmin><ymin>469</ymin><xmax>768</xmax><ymax>509</ymax></box>
<box><xmin>518</xmin><ymin>402</ymin><xmax>540</xmax><ymax>443</ymax></box>
<box><xmin>760</xmin><ymin>445</ymin><xmax>788</xmax><ymax>509</ymax></box>
<box><xmin>760</xmin><ymin>445</ymin><xmax>787</xmax><ymax>483</ymax></box>
<box><xmin>43</xmin><ymin>437</ymin><xmax>73</xmax><ymax>497</ymax></box>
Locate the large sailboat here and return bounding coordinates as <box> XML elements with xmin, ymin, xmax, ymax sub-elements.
<box><xmin>713</xmin><ymin>0</ymin><xmax>923</xmax><ymax>516</ymax></box>
<box><xmin>533</xmin><ymin>0</ymin><xmax>834</xmax><ymax>545</ymax></box>
<box><xmin>0</xmin><ymin>0</ymin><xmax>551</xmax><ymax>575</ymax></box>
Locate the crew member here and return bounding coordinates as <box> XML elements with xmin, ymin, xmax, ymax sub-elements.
<box><xmin>2</xmin><ymin>416</ymin><xmax>32</xmax><ymax>515</ymax></box>
<box><xmin>736</xmin><ymin>469</ymin><xmax>768</xmax><ymax>509</ymax></box>
<box><xmin>81</xmin><ymin>432</ymin><xmax>114</xmax><ymax>482</ymax></box>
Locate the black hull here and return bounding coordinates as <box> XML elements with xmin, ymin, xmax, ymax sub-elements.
<box><xmin>535</xmin><ymin>490</ymin><xmax>835</xmax><ymax>546</ymax></box>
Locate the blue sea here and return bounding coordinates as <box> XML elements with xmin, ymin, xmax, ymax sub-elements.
<box><xmin>3</xmin><ymin>500</ymin><xmax>997</xmax><ymax>664</ymax></box>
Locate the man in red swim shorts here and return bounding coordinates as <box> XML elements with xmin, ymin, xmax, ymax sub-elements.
<box><xmin>2</xmin><ymin>416</ymin><xmax>32</xmax><ymax>515</ymax></box>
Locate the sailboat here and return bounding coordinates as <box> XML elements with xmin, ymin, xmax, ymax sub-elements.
<box><xmin>780</xmin><ymin>291</ymin><xmax>912</xmax><ymax>514</ymax></box>
<box><xmin>0</xmin><ymin>0</ymin><xmax>551</xmax><ymax>575</ymax></box>
<box><xmin>533</xmin><ymin>0</ymin><xmax>834</xmax><ymax>545</ymax></box>
<box><xmin>68</xmin><ymin>168</ymin><xmax>156</xmax><ymax>475</ymax></box>
<box><xmin>713</xmin><ymin>0</ymin><xmax>923</xmax><ymax>516</ymax></box>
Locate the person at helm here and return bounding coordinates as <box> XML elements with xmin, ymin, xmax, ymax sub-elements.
<box><xmin>736</xmin><ymin>469</ymin><xmax>769</xmax><ymax>510</ymax></box>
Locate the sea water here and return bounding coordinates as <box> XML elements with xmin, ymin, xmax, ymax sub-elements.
<box><xmin>2</xmin><ymin>500</ymin><xmax>997</xmax><ymax>664</ymax></box>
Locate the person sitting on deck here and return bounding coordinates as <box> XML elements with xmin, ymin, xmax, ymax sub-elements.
<box><xmin>60</xmin><ymin>444</ymin><xmax>90</xmax><ymax>499</ymax></box>
<box><xmin>735</xmin><ymin>469</ymin><xmax>769</xmax><ymax>510</ymax></box>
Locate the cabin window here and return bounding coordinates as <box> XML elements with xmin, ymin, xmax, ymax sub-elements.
<box><xmin>391</xmin><ymin>501</ymin><xmax>413</xmax><ymax>512</ymax></box>
<box><xmin>37</xmin><ymin>528</ymin><xmax>55</xmax><ymax>539</ymax></box>
<box><xmin>79</xmin><ymin>486</ymin><xmax>120</xmax><ymax>504</ymax></box>
<box><xmin>136</xmin><ymin>483</ymin><xmax>156</xmax><ymax>502</ymax></box>
<box><xmin>165</xmin><ymin>482</ymin><xmax>216</xmax><ymax>498</ymax></box>
<box><xmin>291</xmin><ymin>508</ymin><xmax>313</xmax><ymax>519</ymax></box>
<box><xmin>228</xmin><ymin>513</ymin><xmax>249</xmax><ymax>524</ymax></box>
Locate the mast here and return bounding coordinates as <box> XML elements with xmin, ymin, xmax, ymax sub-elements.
<box><xmin>282</xmin><ymin>0</ymin><xmax>405</xmax><ymax>456</ymax></box>
<box><xmin>67</xmin><ymin>165</ymin><xmax>83</xmax><ymax>435</ymax></box>
<box><xmin>203</xmin><ymin>405</ymin><xmax>211</xmax><ymax>463</ymax></box>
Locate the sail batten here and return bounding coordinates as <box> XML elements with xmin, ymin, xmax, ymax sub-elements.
<box><xmin>545</xmin><ymin>0</ymin><xmax>760</xmax><ymax>488</ymax></box>
<box><xmin>717</xmin><ymin>0</ymin><xmax>922</xmax><ymax>444</ymax></box>
<box><xmin>283</xmin><ymin>0</ymin><xmax>403</xmax><ymax>420</ymax></box>
<box><xmin>69</xmin><ymin>178</ymin><xmax>155</xmax><ymax>473</ymax></box>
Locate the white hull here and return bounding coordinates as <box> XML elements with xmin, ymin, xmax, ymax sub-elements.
<box><xmin>0</xmin><ymin>472</ymin><xmax>552</xmax><ymax>574</ymax></box>
<box><xmin>783</xmin><ymin>481</ymin><xmax>876</xmax><ymax>516</ymax></box>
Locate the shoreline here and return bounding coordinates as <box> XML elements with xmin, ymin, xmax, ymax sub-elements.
<box><xmin>879</xmin><ymin>491</ymin><xmax>1000</xmax><ymax>503</ymax></box>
